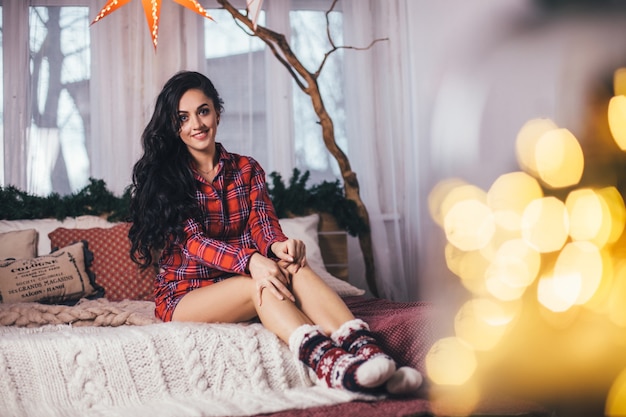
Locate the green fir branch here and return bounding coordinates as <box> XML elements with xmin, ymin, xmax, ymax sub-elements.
<box><xmin>0</xmin><ymin>171</ymin><xmax>367</xmax><ymax>236</ymax></box>
<box><xmin>267</xmin><ymin>169</ymin><xmax>368</xmax><ymax>236</ymax></box>
<box><xmin>0</xmin><ymin>178</ymin><xmax>131</xmax><ymax>222</ymax></box>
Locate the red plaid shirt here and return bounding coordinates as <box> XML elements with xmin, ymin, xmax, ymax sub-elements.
<box><xmin>154</xmin><ymin>143</ymin><xmax>287</xmax><ymax>321</ymax></box>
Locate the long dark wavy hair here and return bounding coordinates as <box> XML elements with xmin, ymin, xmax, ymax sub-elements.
<box><xmin>128</xmin><ymin>71</ymin><xmax>225</xmax><ymax>268</ymax></box>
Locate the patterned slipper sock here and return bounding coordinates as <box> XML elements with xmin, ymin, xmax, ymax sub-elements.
<box><xmin>331</xmin><ymin>319</ymin><xmax>394</xmax><ymax>361</ymax></box>
<box><xmin>289</xmin><ymin>324</ymin><xmax>392</xmax><ymax>391</ymax></box>
<box><xmin>331</xmin><ymin>319</ymin><xmax>424</xmax><ymax>395</ymax></box>
<box><xmin>330</xmin><ymin>319</ymin><xmax>397</xmax><ymax>387</ymax></box>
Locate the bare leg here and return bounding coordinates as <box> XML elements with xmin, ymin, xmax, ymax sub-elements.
<box><xmin>171</xmin><ymin>275</ymin><xmax>313</xmax><ymax>342</ymax></box>
<box><xmin>171</xmin><ymin>268</ymin><xmax>354</xmax><ymax>338</ymax></box>
<box><xmin>289</xmin><ymin>265</ymin><xmax>355</xmax><ymax>334</ymax></box>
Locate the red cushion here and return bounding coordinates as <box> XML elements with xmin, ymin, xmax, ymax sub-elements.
<box><xmin>49</xmin><ymin>223</ymin><xmax>153</xmax><ymax>301</ymax></box>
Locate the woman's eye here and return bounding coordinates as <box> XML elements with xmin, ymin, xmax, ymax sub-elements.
<box><xmin>199</xmin><ymin>108</ymin><xmax>209</xmax><ymax>116</ymax></box>
<box><xmin>179</xmin><ymin>114</ymin><xmax>188</xmax><ymax>123</ymax></box>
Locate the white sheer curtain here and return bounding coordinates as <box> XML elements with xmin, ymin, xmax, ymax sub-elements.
<box><xmin>2</xmin><ymin>0</ymin><xmax>30</xmax><ymax>191</ymax></box>
<box><xmin>343</xmin><ymin>0</ymin><xmax>417</xmax><ymax>301</ymax></box>
<box><xmin>342</xmin><ymin>0</ymin><xmax>532</xmax><ymax>301</ymax></box>
<box><xmin>90</xmin><ymin>0</ymin><xmax>205</xmax><ymax>195</ymax></box>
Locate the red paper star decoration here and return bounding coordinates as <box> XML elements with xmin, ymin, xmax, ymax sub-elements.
<box><xmin>92</xmin><ymin>0</ymin><xmax>214</xmax><ymax>50</ymax></box>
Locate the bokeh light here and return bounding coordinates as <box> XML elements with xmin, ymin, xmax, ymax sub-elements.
<box><xmin>444</xmin><ymin>199</ymin><xmax>495</xmax><ymax>251</ymax></box>
<box><xmin>583</xmin><ymin>248</ymin><xmax>614</xmax><ymax>313</ymax></box>
<box><xmin>484</xmin><ymin>239</ymin><xmax>541</xmax><ymax>301</ymax></box>
<box><xmin>445</xmin><ymin>245</ymin><xmax>490</xmax><ymax>295</ymax></box>
<box><xmin>487</xmin><ymin>172</ymin><xmax>544</xmax><ymax>231</ymax></box>
<box><xmin>598</xmin><ymin>186</ymin><xmax>626</xmax><ymax>245</ymax></box>
<box><xmin>609</xmin><ymin>95</ymin><xmax>626</xmax><ymax>151</ymax></box>
<box><xmin>425</xmin><ymin>337</ymin><xmax>477</xmax><ymax>385</ymax></box>
<box><xmin>534</xmin><ymin>128</ymin><xmax>584</xmax><ymax>189</ymax></box>
<box><xmin>566</xmin><ymin>188</ymin><xmax>609</xmax><ymax>246</ymax></box>
<box><xmin>454</xmin><ymin>298</ymin><xmax>517</xmax><ymax>351</ymax></box>
<box><xmin>606</xmin><ymin>367</ymin><xmax>626</xmax><ymax>417</ymax></box>
<box><xmin>515</xmin><ymin>118</ymin><xmax>559</xmax><ymax>176</ymax></box>
<box><xmin>428</xmin><ymin>67</ymin><xmax>626</xmax><ymax>415</ymax></box>
<box><xmin>520</xmin><ymin>197</ymin><xmax>569</xmax><ymax>253</ymax></box>
<box><xmin>553</xmin><ymin>241</ymin><xmax>603</xmax><ymax>306</ymax></box>
<box><xmin>439</xmin><ymin>183</ymin><xmax>487</xmax><ymax>219</ymax></box>
<box><xmin>537</xmin><ymin>271</ymin><xmax>578</xmax><ymax>313</ymax></box>
<box><xmin>614</xmin><ymin>67</ymin><xmax>626</xmax><ymax>96</ymax></box>
<box><xmin>429</xmin><ymin>178</ymin><xmax>469</xmax><ymax>227</ymax></box>
<box><xmin>608</xmin><ymin>261</ymin><xmax>626</xmax><ymax>327</ymax></box>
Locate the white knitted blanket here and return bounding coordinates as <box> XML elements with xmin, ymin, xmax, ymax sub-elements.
<box><xmin>0</xmin><ymin>304</ymin><xmax>370</xmax><ymax>417</ymax></box>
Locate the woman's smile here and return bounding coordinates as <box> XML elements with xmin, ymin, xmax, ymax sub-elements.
<box><xmin>178</xmin><ymin>88</ymin><xmax>220</xmax><ymax>155</ymax></box>
<box><xmin>192</xmin><ymin>130</ymin><xmax>209</xmax><ymax>140</ymax></box>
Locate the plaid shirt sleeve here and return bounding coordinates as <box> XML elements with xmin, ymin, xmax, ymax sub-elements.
<box><xmin>246</xmin><ymin>158</ymin><xmax>287</xmax><ymax>257</ymax></box>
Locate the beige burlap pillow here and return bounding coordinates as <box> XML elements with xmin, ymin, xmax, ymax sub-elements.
<box><xmin>0</xmin><ymin>241</ymin><xmax>103</xmax><ymax>304</ymax></box>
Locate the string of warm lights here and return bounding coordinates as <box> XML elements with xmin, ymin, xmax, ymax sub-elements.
<box><xmin>426</xmin><ymin>68</ymin><xmax>626</xmax><ymax>416</ymax></box>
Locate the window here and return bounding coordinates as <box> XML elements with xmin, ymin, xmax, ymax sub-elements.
<box><xmin>1</xmin><ymin>1</ymin><xmax>90</xmax><ymax>196</ymax></box>
<box><xmin>203</xmin><ymin>1</ymin><xmax>346</xmax><ymax>184</ymax></box>
<box><xmin>204</xmin><ymin>9</ymin><xmax>269</xmax><ymax>168</ymax></box>
<box><xmin>29</xmin><ymin>5</ymin><xmax>90</xmax><ymax>195</ymax></box>
<box><xmin>290</xmin><ymin>9</ymin><xmax>345</xmax><ymax>184</ymax></box>
<box><xmin>2</xmin><ymin>0</ymin><xmax>347</xmax><ymax>195</ymax></box>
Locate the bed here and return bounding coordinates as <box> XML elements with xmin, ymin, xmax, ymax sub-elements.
<box><xmin>0</xmin><ymin>212</ymin><xmax>550</xmax><ymax>417</ymax></box>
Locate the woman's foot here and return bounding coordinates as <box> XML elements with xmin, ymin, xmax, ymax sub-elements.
<box><xmin>332</xmin><ymin>319</ymin><xmax>422</xmax><ymax>395</ymax></box>
<box><xmin>290</xmin><ymin>324</ymin><xmax>395</xmax><ymax>392</ymax></box>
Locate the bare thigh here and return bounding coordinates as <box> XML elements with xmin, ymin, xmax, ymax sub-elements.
<box><xmin>171</xmin><ymin>276</ymin><xmax>257</xmax><ymax>323</ymax></box>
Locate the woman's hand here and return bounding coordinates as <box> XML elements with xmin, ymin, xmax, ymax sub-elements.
<box><xmin>271</xmin><ymin>239</ymin><xmax>307</xmax><ymax>274</ymax></box>
<box><xmin>248</xmin><ymin>252</ymin><xmax>296</xmax><ymax>306</ymax></box>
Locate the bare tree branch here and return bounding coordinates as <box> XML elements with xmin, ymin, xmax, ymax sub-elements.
<box><xmin>215</xmin><ymin>0</ymin><xmax>382</xmax><ymax>297</ymax></box>
<box><xmin>219</xmin><ymin>3</ymin><xmax>310</xmax><ymax>91</ymax></box>
<box><xmin>325</xmin><ymin>0</ymin><xmax>340</xmax><ymax>49</ymax></box>
<box><xmin>315</xmin><ymin>38</ymin><xmax>388</xmax><ymax>79</ymax></box>
<box><xmin>317</xmin><ymin>2</ymin><xmax>388</xmax><ymax>86</ymax></box>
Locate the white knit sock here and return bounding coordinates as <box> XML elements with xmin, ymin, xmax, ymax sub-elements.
<box><xmin>385</xmin><ymin>366</ymin><xmax>423</xmax><ymax>395</ymax></box>
<box><xmin>355</xmin><ymin>355</ymin><xmax>396</xmax><ymax>388</ymax></box>
<box><xmin>332</xmin><ymin>318</ymin><xmax>396</xmax><ymax>388</ymax></box>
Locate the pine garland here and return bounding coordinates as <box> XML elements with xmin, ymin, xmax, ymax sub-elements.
<box><xmin>0</xmin><ymin>170</ymin><xmax>367</xmax><ymax>236</ymax></box>
<box><xmin>0</xmin><ymin>178</ymin><xmax>130</xmax><ymax>222</ymax></box>
<box><xmin>267</xmin><ymin>169</ymin><xmax>368</xmax><ymax>236</ymax></box>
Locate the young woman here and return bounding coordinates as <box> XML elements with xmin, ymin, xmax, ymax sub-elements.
<box><xmin>128</xmin><ymin>70</ymin><xmax>421</xmax><ymax>395</ymax></box>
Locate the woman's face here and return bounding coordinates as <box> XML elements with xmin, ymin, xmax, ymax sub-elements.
<box><xmin>177</xmin><ymin>88</ymin><xmax>220</xmax><ymax>156</ymax></box>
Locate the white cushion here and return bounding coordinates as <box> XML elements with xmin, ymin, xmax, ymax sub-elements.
<box><xmin>279</xmin><ymin>214</ymin><xmax>364</xmax><ymax>297</ymax></box>
<box><xmin>0</xmin><ymin>229</ymin><xmax>38</xmax><ymax>259</ymax></box>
